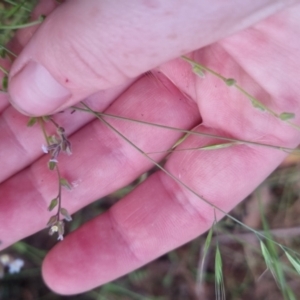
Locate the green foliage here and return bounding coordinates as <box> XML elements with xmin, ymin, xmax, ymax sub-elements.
<box><xmin>259</xmin><ymin>200</ymin><xmax>297</xmax><ymax>300</ymax></box>
<box><xmin>215</xmin><ymin>245</ymin><xmax>225</xmax><ymax>300</ymax></box>
<box><xmin>48</xmin><ymin>198</ymin><xmax>58</xmax><ymax>211</ymax></box>
<box><xmin>59</xmin><ymin>178</ymin><xmax>72</xmax><ymax>190</ymax></box>
<box><xmin>60</xmin><ymin>208</ymin><xmax>72</xmax><ymax>221</ymax></box>
<box><xmin>1</xmin><ymin>75</ymin><xmax>8</xmax><ymax>91</ymax></box>
<box><xmin>0</xmin><ymin>0</ymin><xmax>38</xmax><ymax>46</ymax></box>
<box><xmin>224</xmin><ymin>78</ymin><xmax>236</xmax><ymax>86</ymax></box>
<box><xmin>48</xmin><ymin>160</ymin><xmax>56</xmax><ymax>170</ymax></box>
<box><xmin>284</xmin><ymin>251</ymin><xmax>300</xmax><ymax>275</ymax></box>
<box><xmin>46</xmin><ymin>215</ymin><xmax>58</xmax><ymax>227</ymax></box>
<box><xmin>27</xmin><ymin>117</ymin><xmax>37</xmax><ymax>127</ymax></box>
<box><xmin>280</xmin><ymin>112</ymin><xmax>295</xmax><ymax>121</ymax></box>
<box><xmin>199</xmin><ymin>142</ymin><xmax>237</xmax><ymax>151</ymax></box>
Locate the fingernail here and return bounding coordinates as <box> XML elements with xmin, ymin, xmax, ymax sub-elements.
<box><xmin>9</xmin><ymin>61</ymin><xmax>71</xmax><ymax>115</ymax></box>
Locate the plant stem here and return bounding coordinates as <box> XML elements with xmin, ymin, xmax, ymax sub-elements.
<box><xmin>4</xmin><ymin>0</ymin><xmax>31</xmax><ymax>11</ymax></box>
<box><xmin>0</xmin><ymin>45</ymin><xmax>17</xmax><ymax>58</ymax></box>
<box><xmin>0</xmin><ymin>18</ymin><xmax>43</xmax><ymax>29</ymax></box>
<box><xmin>38</xmin><ymin>117</ymin><xmax>50</xmax><ymax>146</ymax></box>
<box><xmin>55</xmin><ymin>165</ymin><xmax>62</xmax><ymax>219</ymax></box>
<box><xmin>71</xmin><ymin>106</ymin><xmax>299</xmax><ymax>154</ymax></box>
<box><xmin>0</xmin><ymin>65</ymin><xmax>8</xmax><ymax>75</ymax></box>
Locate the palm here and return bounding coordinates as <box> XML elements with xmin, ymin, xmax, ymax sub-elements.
<box><xmin>0</xmin><ymin>4</ymin><xmax>300</xmax><ymax>294</ymax></box>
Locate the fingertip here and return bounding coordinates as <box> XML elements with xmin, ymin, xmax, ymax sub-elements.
<box><xmin>42</xmin><ymin>245</ymin><xmax>70</xmax><ymax>295</ymax></box>
<box><xmin>9</xmin><ymin>60</ymin><xmax>71</xmax><ymax>116</ymax></box>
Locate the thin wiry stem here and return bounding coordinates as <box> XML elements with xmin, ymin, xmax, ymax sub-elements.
<box><xmin>55</xmin><ymin>165</ymin><xmax>62</xmax><ymax>219</ymax></box>
<box><xmin>38</xmin><ymin>117</ymin><xmax>49</xmax><ymax>146</ymax></box>
<box><xmin>0</xmin><ymin>65</ymin><xmax>9</xmax><ymax>75</ymax></box>
<box><xmin>49</xmin><ymin>118</ymin><xmax>60</xmax><ymax>128</ymax></box>
<box><xmin>71</xmin><ymin>106</ymin><xmax>299</xmax><ymax>154</ymax></box>
<box><xmin>39</xmin><ymin>117</ymin><xmax>61</xmax><ymax>216</ymax></box>
<box><xmin>0</xmin><ymin>46</ymin><xmax>17</xmax><ymax>58</ymax></box>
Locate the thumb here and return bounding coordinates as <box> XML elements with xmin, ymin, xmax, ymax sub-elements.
<box><xmin>8</xmin><ymin>0</ymin><xmax>295</xmax><ymax>116</ymax></box>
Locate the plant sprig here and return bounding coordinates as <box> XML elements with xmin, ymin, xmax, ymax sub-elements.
<box><xmin>28</xmin><ymin>117</ymin><xmax>73</xmax><ymax>240</ymax></box>
<box><xmin>0</xmin><ymin>0</ymin><xmax>38</xmax><ymax>45</ymax></box>
<box><xmin>181</xmin><ymin>56</ymin><xmax>300</xmax><ymax>130</ymax></box>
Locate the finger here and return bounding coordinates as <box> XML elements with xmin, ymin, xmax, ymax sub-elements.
<box><xmin>0</xmin><ymin>71</ymin><xmax>200</xmax><ymax>249</ymax></box>
<box><xmin>0</xmin><ymin>94</ymin><xmax>8</xmax><ymax>112</ymax></box>
<box><xmin>8</xmin><ymin>0</ymin><xmax>293</xmax><ymax>116</ymax></box>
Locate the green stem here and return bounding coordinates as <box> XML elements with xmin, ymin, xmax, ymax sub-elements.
<box><xmin>38</xmin><ymin>117</ymin><xmax>50</xmax><ymax>146</ymax></box>
<box><xmin>49</xmin><ymin>118</ymin><xmax>60</xmax><ymax>128</ymax></box>
<box><xmin>4</xmin><ymin>0</ymin><xmax>31</xmax><ymax>11</ymax></box>
<box><xmin>0</xmin><ymin>45</ymin><xmax>17</xmax><ymax>58</ymax></box>
<box><xmin>55</xmin><ymin>165</ymin><xmax>62</xmax><ymax>219</ymax></box>
<box><xmin>0</xmin><ymin>65</ymin><xmax>8</xmax><ymax>75</ymax></box>
<box><xmin>0</xmin><ymin>18</ymin><xmax>43</xmax><ymax>30</ymax></box>
<box><xmin>182</xmin><ymin>56</ymin><xmax>225</xmax><ymax>80</ymax></box>
<box><xmin>38</xmin><ymin>117</ymin><xmax>63</xmax><ymax>219</ymax></box>
<box><xmin>71</xmin><ymin>106</ymin><xmax>299</xmax><ymax>154</ymax></box>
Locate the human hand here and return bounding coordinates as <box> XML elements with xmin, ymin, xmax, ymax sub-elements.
<box><xmin>1</xmin><ymin>0</ymin><xmax>300</xmax><ymax>295</ymax></box>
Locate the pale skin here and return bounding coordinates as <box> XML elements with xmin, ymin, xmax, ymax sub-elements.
<box><xmin>1</xmin><ymin>0</ymin><xmax>300</xmax><ymax>295</ymax></box>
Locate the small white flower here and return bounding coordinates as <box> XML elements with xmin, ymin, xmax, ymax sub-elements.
<box><xmin>8</xmin><ymin>259</ymin><xmax>24</xmax><ymax>274</ymax></box>
<box><xmin>42</xmin><ymin>144</ymin><xmax>48</xmax><ymax>153</ymax></box>
<box><xmin>48</xmin><ymin>221</ymin><xmax>65</xmax><ymax>241</ymax></box>
<box><xmin>49</xmin><ymin>225</ymin><xmax>58</xmax><ymax>235</ymax></box>
<box><xmin>0</xmin><ymin>254</ymin><xmax>10</xmax><ymax>266</ymax></box>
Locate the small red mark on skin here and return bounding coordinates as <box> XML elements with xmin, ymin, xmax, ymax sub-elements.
<box><xmin>65</xmin><ymin>79</ymin><xmax>69</xmax><ymax>83</ymax></box>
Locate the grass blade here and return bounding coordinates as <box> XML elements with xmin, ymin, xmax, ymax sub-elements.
<box><xmin>215</xmin><ymin>245</ymin><xmax>225</xmax><ymax>300</ymax></box>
